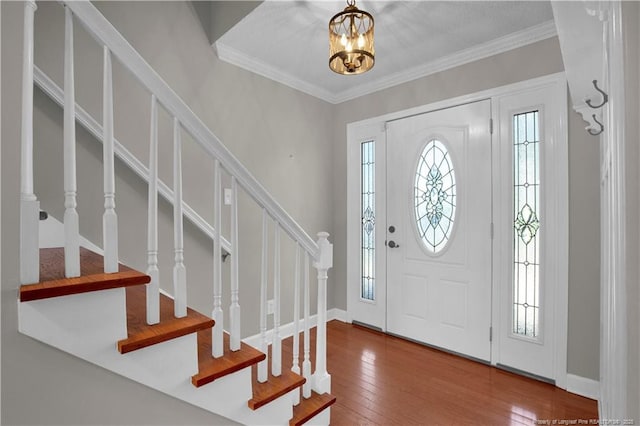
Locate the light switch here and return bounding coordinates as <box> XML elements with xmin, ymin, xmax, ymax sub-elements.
<box><xmin>224</xmin><ymin>188</ymin><xmax>232</xmax><ymax>205</ymax></box>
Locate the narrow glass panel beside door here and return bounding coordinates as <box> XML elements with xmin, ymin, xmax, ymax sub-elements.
<box><xmin>361</xmin><ymin>140</ymin><xmax>375</xmax><ymax>301</ymax></box>
<box><xmin>513</xmin><ymin>111</ymin><xmax>540</xmax><ymax>338</ymax></box>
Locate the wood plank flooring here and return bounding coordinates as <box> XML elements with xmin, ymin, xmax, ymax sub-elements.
<box><xmin>282</xmin><ymin>321</ymin><xmax>598</xmax><ymax>425</ymax></box>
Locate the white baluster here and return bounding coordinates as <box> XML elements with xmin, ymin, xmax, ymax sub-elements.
<box><xmin>229</xmin><ymin>176</ymin><xmax>241</xmax><ymax>351</ymax></box>
<box><xmin>272</xmin><ymin>223</ymin><xmax>282</xmax><ymax>377</ymax></box>
<box><xmin>302</xmin><ymin>251</ymin><xmax>312</xmax><ymax>398</ymax></box>
<box><xmin>63</xmin><ymin>6</ymin><xmax>80</xmax><ymax>278</ymax></box>
<box><xmin>146</xmin><ymin>95</ymin><xmax>159</xmax><ymax>325</ymax></box>
<box><xmin>211</xmin><ymin>159</ymin><xmax>224</xmax><ymax>357</ymax></box>
<box><xmin>172</xmin><ymin>118</ymin><xmax>187</xmax><ymax>318</ymax></box>
<box><xmin>313</xmin><ymin>232</ymin><xmax>333</xmax><ymax>394</ymax></box>
<box><xmin>291</xmin><ymin>243</ymin><xmax>301</xmax><ymax>405</ymax></box>
<box><xmin>102</xmin><ymin>46</ymin><xmax>118</xmax><ymax>273</ymax></box>
<box><xmin>20</xmin><ymin>0</ymin><xmax>39</xmax><ymax>285</ymax></box>
<box><xmin>257</xmin><ymin>209</ymin><xmax>269</xmax><ymax>382</ymax></box>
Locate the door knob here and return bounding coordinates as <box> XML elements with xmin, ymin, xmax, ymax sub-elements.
<box><xmin>388</xmin><ymin>240</ymin><xmax>399</xmax><ymax>248</ymax></box>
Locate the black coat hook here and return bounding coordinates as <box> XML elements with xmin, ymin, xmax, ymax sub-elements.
<box><xmin>586</xmin><ymin>80</ymin><xmax>609</xmax><ymax>109</ymax></box>
<box><xmin>588</xmin><ymin>114</ymin><xmax>604</xmax><ymax>136</ymax></box>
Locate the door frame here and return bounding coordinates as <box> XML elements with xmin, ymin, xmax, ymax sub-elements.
<box><xmin>346</xmin><ymin>72</ymin><xmax>568</xmax><ymax>388</ymax></box>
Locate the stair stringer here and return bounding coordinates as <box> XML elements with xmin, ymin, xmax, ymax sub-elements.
<box><xmin>18</xmin><ymin>289</ymin><xmax>294</xmax><ymax>425</ymax></box>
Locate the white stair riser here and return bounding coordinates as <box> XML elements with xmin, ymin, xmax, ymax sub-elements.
<box><xmin>19</xmin><ymin>288</ymin><xmax>127</xmax><ymax>358</ymax></box>
<box><xmin>18</xmin><ymin>289</ymin><xmax>296</xmax><ymax>425</ymax></box>
<box><xmin>306</xmin><ymin>407</ymin><xmax>330</xmax><ymax>426</ymax></box>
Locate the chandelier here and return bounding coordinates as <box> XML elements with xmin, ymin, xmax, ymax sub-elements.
<box><xmin>329</xmin><ymin>0</ymin><xmax>375</xmax><ymax>75</ymax></box>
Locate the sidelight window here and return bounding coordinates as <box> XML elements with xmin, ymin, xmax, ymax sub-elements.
<box><xmin>361</xmin><ymin>140</ymin><xmax>375</xmax><ymax>300</ymax></box>
<box><xmin>513</xmin><ymin>111</ymin><xmax>541</xmax><ymax>338</ymax></box>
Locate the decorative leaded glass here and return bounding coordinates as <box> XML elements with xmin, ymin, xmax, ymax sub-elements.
<box><xmin>361</xmin><ymin>141</ymin><xmax>375</xmax><ymax>300</ymax></box>
<box><xmin>414</xmin><ymin>139</ymin><xmax>456</xmax><ymax>253</ymax></box>
<box><xmin>513</xmin><ymin>111</ymin><xmax>540</xmax><ymax>338</ymax></box>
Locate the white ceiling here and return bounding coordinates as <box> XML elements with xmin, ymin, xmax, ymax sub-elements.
<box><xmin>215</xmin><ymin>1</ymin><xmax>556</xmax><ymax>104</ymax></box>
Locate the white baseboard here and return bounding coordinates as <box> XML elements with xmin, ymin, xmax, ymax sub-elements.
<box><xmin>328</xmin><ymin>308</ymin><xmax>347</xmax><ymax>322</ymax></box>
<box><xmin>566</xmin><ymin>374</ymin><xmax>599</xmax><ymax>400</ymax></box>
<box><xmin>243</xmin><ymin>308</ymin><xmax>348</xmax><ymax>349</ymax></box>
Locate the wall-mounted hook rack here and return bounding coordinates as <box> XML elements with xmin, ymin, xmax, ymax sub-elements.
<box><xmin>586</xmin><ymin>79</ymin><xmax>609</xmax><ymax>109</ymax></box>
<box><xmin>588</xmin><ymin>114</ymin><xmax>604</xmax><ymax>136</ymax></box>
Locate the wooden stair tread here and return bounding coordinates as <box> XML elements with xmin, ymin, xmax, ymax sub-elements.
<box><xmin>192</xmin><ymin>330</ymin><xmax>266</xmax><ymax>387</ymax></box>
<box><xmin>248</xmin><ymin>367</ymin><xmax>306</xmax><ymax>410</ymax></box>
<box><xmin>118</xmin><ymin>285</ymin><xmax>214</xmax><ymax>354</ymax></box>
<box><xmin>20</xmin><ymin>247</ymin><xmax>150</xmax><ymax>302</ymax></box>
<box><xmin>290</xmin><ymin>391</ymin><xmax>336</xmax><ymax>426</ymax></box>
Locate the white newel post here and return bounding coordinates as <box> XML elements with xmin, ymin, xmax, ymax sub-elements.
<box><xmin>211</xmin><ymin>159</ymin><xmax>224</xmax><ymax>357</ymax></box>
<box><xmin>63</xmin><ymin>6</ymin><xmax>80</xmax><ymax>278</ymax></box>
<box><xmin>272</xmin><ymin>223</ymin><xmax>282</xmax><ymax>377</ymax></box>
<box><xmin>229</xmin><ymin>176</ymin><xmax>241</xmax><ymax>351</ymax></box>
<box><xmin>291</xmin><ymin>243</ymin><xmax>301</xmax><ymax>405</ymax></box>
<box><xmin>20</xmin><ymin>0</ymin><xmax>40</xmax><ymax>285</ymax></box>
<box><xmin>102</xmin><ymin>46</ymin><xmax>118</xmax><ymax>273</ymax></box>
<box><xmin>313</xmin><ymin>232</ymin><xmax>332</xmax><ymax>394</ymax></box>
<box><xmin>146</xmin><ymin>95</ymin><xmax>159</xmax><ymax>325</ymax></box>
<box><xmin>172</xmin><ymin>118</ymin><xmax>187</xmax><ymax>318</ymax></box>
<box><xmin>257</xmin><ymin>209</ymin><xmax>269</xmax><ymax>382</ymax></box>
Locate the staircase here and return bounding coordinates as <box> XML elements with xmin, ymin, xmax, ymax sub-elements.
<box><xmin>17</xmin><ymin>1</ymin><xmax>335</xmax><ymax>424</ymax></box>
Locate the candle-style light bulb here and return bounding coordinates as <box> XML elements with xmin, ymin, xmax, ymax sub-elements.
<box><xmin>358</xmin><ymin>33</ymin><xmax>365</xmax><ymax>48</ymax></box>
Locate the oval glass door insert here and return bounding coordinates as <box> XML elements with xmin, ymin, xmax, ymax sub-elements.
<box><xmin>414</xmin><ymin>139</ymin><xmax>456</xmax><ymax>253</ymax></box>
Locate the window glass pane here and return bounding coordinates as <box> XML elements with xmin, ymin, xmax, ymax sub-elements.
<box><xmin>414</xmin><ymin>139</ymin><xmax>456</xmax><ymax>253</ymax></box>
<box><xmin>361</xmin><ymin>141</ymin><xmax>375</xmax><ymax>300</ymax></box>
<box><xmin>513</xmin><ymin>110</ymin><xmax>540</xmax><ymax>338</ymax></box>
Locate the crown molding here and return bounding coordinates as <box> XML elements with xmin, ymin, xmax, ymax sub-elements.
<box><xmin>215</xmin><ymin>20</ymin><xmax>557</xmax><ymax>104</ymax></box>
<box><xmin>214</xmin><ymin>42</ymin><xmax>340</xmax><ymax>103</ymax></box>
<box><xmin>333</xmin><ymin>20</ymin><xmax>558</xmax><ymax>103</ymax></box>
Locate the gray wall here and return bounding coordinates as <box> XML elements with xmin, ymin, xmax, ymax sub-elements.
<box><xmin>331</xmin><ymin>37</ymin><xmax>601</xmax><ymax>381</ymax></box>
<box><xmin>190</xmin><ymin>1</ymin><xmax>262</xmax><ymax>45</ymax></box>
<box><xmin>29</xmin><ymin>0</ymin><xmax>334</xmax><ymax>336</ymax></box>
<box><xmin>2</xmin><ymin>1</ymin><xmax>332</xmax><ymax>424</ymax></box>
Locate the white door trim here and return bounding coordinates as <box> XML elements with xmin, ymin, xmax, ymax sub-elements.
<box><xmin>346</xmin><ymin>72</ymin><xmax>568</xmax><ymax>387</ymax></box>
<box><xmin>598</xmin><ymin>0</ymin><xmax>628</xmax><ymax>419</ymax></box>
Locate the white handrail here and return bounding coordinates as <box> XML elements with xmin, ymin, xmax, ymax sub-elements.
<box><xmin>33</xmin><ymin>66</ymin><xmax>233</xmax><ymax>255</ymax></box>
<box><xmin>64</xmin><ymin>1</ymin><xmax>319</xmax><ymax>260</ymax></box>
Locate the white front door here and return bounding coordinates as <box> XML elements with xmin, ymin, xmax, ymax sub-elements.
<box><xmin>385</xmin><ymin>100</ymin><xmax>493</xmax><ymax>361</ymax></box>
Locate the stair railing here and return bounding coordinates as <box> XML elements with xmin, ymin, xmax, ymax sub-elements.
<box><xmin>19</xmin><ymin>0</ymin><xmax>333</xmax><ymax>396</ymax></box>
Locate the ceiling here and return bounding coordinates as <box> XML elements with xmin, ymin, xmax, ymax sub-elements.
<box><xmin>215</xmin><ymin>1</ymin><xmax>556</xmax><ymax>104</ymax></box>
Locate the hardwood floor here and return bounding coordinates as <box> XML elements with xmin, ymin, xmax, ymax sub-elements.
<box><xmin>284</xmin><ymin>321</ymin><xmax>598</xmax><ymax>425</ymax></box>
